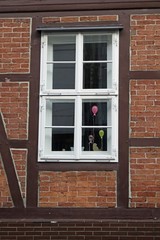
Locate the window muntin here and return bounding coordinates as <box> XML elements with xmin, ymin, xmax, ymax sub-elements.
<box><xmin>39</xmin><ymin>31</ymin><xmax>119</xmax><ymax>162</ymax></box>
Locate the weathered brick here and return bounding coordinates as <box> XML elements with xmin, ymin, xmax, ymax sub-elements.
<box><xmin>0</xmin><ymin>82</ymin><xmax>29</xmax><ymax>140</ymax></box>
<box><xmin>129</xmin><ymin>147</ymin><xmax>160</xmax><ymax>208</ymax></box>
<box><xmin>130</xmin><ymin>79</ymin><xmax>160</xmax><ymax>138</ymax></box>
<box><xmin>0</xmin><ymin>18</ymin><xmax>31</xmax><ymax>73</ymax></box>
<box><xmin>11</xmin><ymin>149</ymin><xmax>27</xmax><ymax>203</ymax></box>
<box><xmin>39</xmin><ymin>171</ymin><xmax>117</xmax><ymax>207</ymax></box>
<box><xmin>0</xmin><ymin>157</ymin><xmax>13</xmax><ymax>208</ymax></box>
<box><xmin>42</xmin><ymin>14</ymin><xmax>118</xmax><ymax>24</ymax></box>
<box><xmin>130</xmin><ymin>14</ymin><xmax>160</xmax><ymax>70</ymax></box>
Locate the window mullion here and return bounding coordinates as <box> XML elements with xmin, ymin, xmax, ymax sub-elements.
<box><xmin>76</xmin><ymin>33</ymin><xmax>83</xmax><ymax>92</ymax></box>
<box><xmin>74</xmin><ymin>34</ymin><xmax>83</xmax><ymax>159</ymax></box>
<box><xmin>112</xmin><ymin>96</ymin><xmax>118</xmax><ymax>160</ymax></box>
<box><xmin>74</xmin><ymin>96</ymin><xmax>82</xmax><ymax>159</ymax></box>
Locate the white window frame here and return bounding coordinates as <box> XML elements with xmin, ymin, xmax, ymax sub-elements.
<box><xmin>38</xmin><ymin>31</ymin><xmax>119</xmax><ymax>162</ymax></box>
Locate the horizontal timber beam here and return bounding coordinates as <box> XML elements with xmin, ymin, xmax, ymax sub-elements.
<box><xmin>0</xmin><ymin>0</ymin><xmax>160</xmax><ymax>13</ymax></box>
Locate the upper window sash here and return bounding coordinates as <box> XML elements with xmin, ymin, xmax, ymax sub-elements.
<box><xmin>40</xmin><ymin>31</ymin><xmax>119</xmax><ymax>96</ymax></box>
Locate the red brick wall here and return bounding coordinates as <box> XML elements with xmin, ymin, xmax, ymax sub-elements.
<box><xmin>0</xmin><ymin>221</ymin><xmax>160</xmax><ymax>239</ymax></box>
<box><xmin>130</xmin><ymin>147</ymin><xmax>160</xmax><ymax>208</ymax></box>
<box><xmin>129</xmin><ymin>14</ymin><xmax>160</xmax><ymax>210</ymax></box>
<box><xmin>130</xmin><ymin>14</ymin><xmax>160</xmax><ymax>71</ymax></box>
<box><xmin>11</xmin><ymin>149</ymin><xmax>27</xmax><ymax>204</ymax></box>
<box><xmin>0</xmin><ymin>157</ymin><xmax>13</xmax><ymax>207</ymax></box>
<box><xmin>1</xmin><ymin>12</ymin><xmax>160</xmax><ymax>213</ymax></box>
<box><xmin>130</xmin><ymin>79</ymin><xmax>160</xmax><ymax>138</ymax></box>
<box><xmin>42</xmin><ymin>15</ymin><xmax>118</xmax><ymax>24</ymax></box>
<box><xmin>0</xmin><ymin>17</ymin><xmax>30</xmax><ymax>209</ymax></box>
<box><xmin>0</xmin><ymin>82</ymin><xmax>29</xmax><ymax>139</ymax></box>
<box><xmin>0</xmin><ymin>148</ymin><xmax>27</xmax><ymax>208</ymax></box>
<box><xmin>0</xmin><ymin>18</ymin><xmax>31</xmax><ymax>73</ymax></box>
<box><xmin>39</xmin><ymin>171</ymin><xmax>117</xmax><ymax>208</ymax></box>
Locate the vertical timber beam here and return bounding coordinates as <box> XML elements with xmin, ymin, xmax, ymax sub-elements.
<box><xmin>117</xmin><ymin>12</ymin><xmax>130</xmax><ymax>208</ymax></box>
<box><xmin>26</xmin><ymin>17</ymin><xmax>41</xmax><ymax>207</ymax></box>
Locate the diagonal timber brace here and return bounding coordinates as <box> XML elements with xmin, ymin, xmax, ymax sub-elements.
<box><xmin>0</xmin><ymin>112</ymin><xmax>24</xmax><ymax>208</ymax></box>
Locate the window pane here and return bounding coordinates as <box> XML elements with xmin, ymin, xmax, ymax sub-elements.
<box><xmin>45</xmin><ymin>100</ymin><xmax>75</xmax><ymax>152</ymax></box>
<box><xmin>46</xmin><ymin>100</ymin><xmax>74</xmax><ymax>126</ymax></box>
<box><xmin>48</xmin><ymin>35</ymin><xmax>76</xmax><ymax>61</ymax></box>
<box><xmin>45</xmin><ymin>128</ymin><xmax>74</xmax><ymax>152</ymax></box>
<box><xmin>82</xmin><ymin>99</ymin><xmax>111</xmax><ymax>126</ymax></box>
<box><xmin>83</xmin><ymin>34</ymin><xmax>112</xmax><ymax>61</ymax></box>
<box><xmin>82</xmin><ymin>128</ymin><xmax>111</xmax><ymax>152</ymax></box>
<box><xmin>52</xmin><ymin>128</ymin><xmax>74</xmax><ymax>151</ymax></box>
<box><xmin>52</xmin><ymin>102</ymin><xmax>74</xmax><ymax>126</ymax></box>
<box><xmin>53</xmin><ymin>43</ymin><xmax>75</xmax><ymax>61</ymax></box>
<box><xmin>47</xmin><ymin>63</ymin><xmax>75</xmax><ymax>89</ymax></box>
<box><xmin>83</xmin><ymin>63</ymin><xmax>112</xmax><ymax>89</ymax></box>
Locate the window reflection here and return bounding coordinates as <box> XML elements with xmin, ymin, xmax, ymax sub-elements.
<box><xmin>83</xmin><ymin>63</ymin><xmax>111</xmax><ymax>89</ymax></box>
<box><xmin>82</xmin><ymin>100</ymin><xmax>111</xmax><ymax>152</ymax></box>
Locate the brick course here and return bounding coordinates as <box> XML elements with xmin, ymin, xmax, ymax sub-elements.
<box><xmin>39</xmin><ymin>171</ymin><xmax>117</xmax><ymax>208</ymax></box>
<box><xmin>0</xmin><ymin>82</ymin><xmax>29</xmax><ymax>139</ymax></box>
<box><xmin>0</xmin><ymin>18</ymin><xmax>31</xmax><ymax>73</ymax></box>
<box><xmin>42</xmin><ymin>15</ymin><xmax>118</xmax><ymax>24</ymax></box>
<box><xmin>130</xmin><ymin>14</ymin><xmax>160</xmax><ymax>71</ymax></box>
<box><xmin>130</xmin><ymin>147</ymin><xmax>160</xmax><ymax>208</ymax></box>
<box><xmin>130</xmin><ymin>79</ymin><xmax>160</xmax><ymax>138</ymax></box>
<box><xmin>0</xmin><ymin>221</ymin><xmax>160</xmax><ymax>239</ymax></box>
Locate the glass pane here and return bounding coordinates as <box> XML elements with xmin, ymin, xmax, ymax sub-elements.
<box><xmin>83</xmin><ymin>34</ymin><xmax>112</xmax><ymax>61</ymax></box>
<box><xmin>48</xmin><ymin>35</ymin><xmax>76</xmax><ymax>61</ymax></box>
<box><xmin>82</xmin><ymin>128</ymin><xmax>111</xmax><ymax>152</ymax></box>
<box><xmin>82</xmin><ymin>99</ymin><xmax>111</xmax><ymax>126</ymax></box>
<box><xmin>53</xmin><ymin>43</ymin><xmax>75</xmax><ymax>61</ymax></box>
<box><xmin>52</xmin><ymin>128</ymin><xmax>74</xmax><ymax>151</ymax></box>
<box><xmin>46</xmin><ymin>100</ymin><xmax>74</xmax><ymax>126</ymax></box>
<box><xmin>83</xmin><ymin>63</ymin><xmax>112</xmax><ymax>89</ymax></box>
<box><xmin>52</xmin><ymin>102</ymin><xmax>74</xmax><ymax>126</ymax></box>
<box><xmin>47</xmin><ymin>63</ymin><xmax>75</xmax><ymax>89</ymax></box>
<box><xmin>45</xmin><ymin>128</ymin><xmax>74</xmax><ymax>152</ymax></box>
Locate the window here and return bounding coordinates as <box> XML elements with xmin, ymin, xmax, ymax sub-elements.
<box><xmin>38</xmin><ymin>31</ymin><xmax>119</xmax><ymax>162</ymax></box>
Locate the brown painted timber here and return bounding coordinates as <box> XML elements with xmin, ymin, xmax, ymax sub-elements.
<box><xmin>0</xmin><ymin>113</ymin><xmax>24</xmax><ymax>208</ymax></box>
<box><xmin>0</xmin><ymin>4</ymin><xmax>160</xmax><ymax>219</ymax></box>
<box><xmin>0</xmin><ymin>207</ymin><xmax>160</xmax><ymax>220</ymax></box>
<box><xmin>0</xmin><ymin>0</ymin><xmax>160</xmax><ymax>13</ymax></box>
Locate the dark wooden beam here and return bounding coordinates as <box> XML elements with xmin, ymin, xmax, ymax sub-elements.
<box><xmin>38</xmin><ymin>162</ymin><xmax>118</xmax><ymax>171</ymax></box>
<box><xmin>0</xmin><ymin>0</ymin><xmax>160</xmax><ymax>13</ymax></box>
<box><xmin>129</xmin><ymin>138</ymin><xmax>160</xmax><ymax>147</ymax></box>
<box><xmin>0</xmin><ymin>75</ymin><xmax>31</xmax><ymax>82</ymax></box>
<box><xmin>0</xmin><ymin>207</ymin><xmax>159</xmax><ymax>220</ymax></box>
<box><xmin>0</xmin><ymin>113</ymin><xmax>24</xmax><ymax>208</ymax></box>
<box><xmin>130</xmin><ymin>71</ymin><xmax>160</xmax><ymax>80</ymax></box>
<box><xmin>117</xmin><ymin>12</ymin><xmax>130</xmax><ymax>208</ymax></box>
<box><xmin>9</xmin><ymin>140</ymin><xmax>28</xmax><ymax>148</ymax></box>
<box><xmin>26</xmin><ymin>17</ymin><xmax>41</xmax><ymax>208</ymax></box>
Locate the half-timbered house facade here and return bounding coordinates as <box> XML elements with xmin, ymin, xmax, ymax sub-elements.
<box><xmin>0</xmin><ymin>0</ymin><xmax>160</xmax><ymax>238</ymax></box>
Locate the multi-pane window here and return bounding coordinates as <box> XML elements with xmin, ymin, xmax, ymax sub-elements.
<box><xmin>38</xmin><ymin>31</ymin><xmax>119</xmax><ymax>162</ymax></box>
